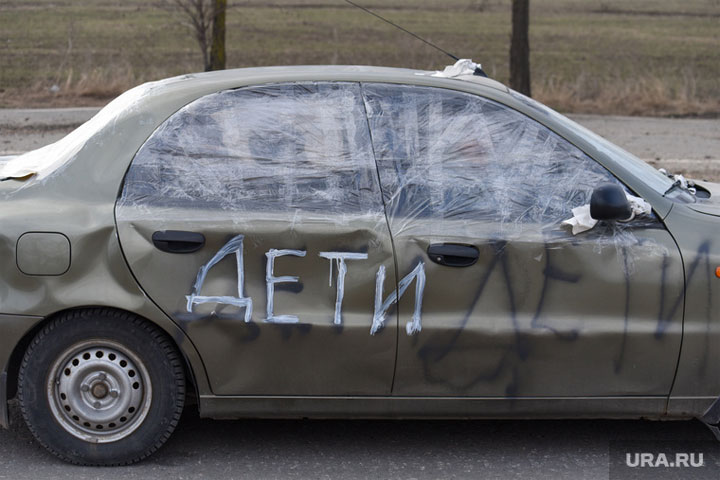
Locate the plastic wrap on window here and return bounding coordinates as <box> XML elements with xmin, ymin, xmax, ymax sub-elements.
<box><xmin>360</xmin><ymin>83</ymin><xmax>660</xmax><ymax>247</ymax></box>
<box><xmin>118</xmin><ymin>82</ymin><xmax>386</xmax><ymax>229</ymax></box>
<box><xmin>508</xmin><ymin>88</ymin><xmax>675</xmax><ymax>195</ymax></box>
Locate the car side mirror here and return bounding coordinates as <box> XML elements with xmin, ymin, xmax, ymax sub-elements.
<box><xmin>590</xmin><ymin>184</ymin><xmax>632</xmax><ymax>221</ymax></box>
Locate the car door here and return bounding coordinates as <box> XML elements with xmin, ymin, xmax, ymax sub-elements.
<box><xmin>116</xmin><ymin>82</ymin><xmax>397</xmax><ymax>396</ymax></box>
<box><xmin>361</xmin><ymin>83</ymin><xmax>684</xmax><ymax>399</ymax></box>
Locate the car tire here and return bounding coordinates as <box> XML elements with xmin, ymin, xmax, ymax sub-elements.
<box><xmin>18</xmin><ymin>308</ymin><xmax>185</xmax><ymax>465</ymax></box>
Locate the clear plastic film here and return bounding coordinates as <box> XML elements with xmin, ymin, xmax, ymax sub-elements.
<box><xmin>119</xmin><ymin>80</ymin><xmax>661</xmax><ymax>259</ymax></box>
<box><xmin>360</xmin><ymin>83</ymin><xmax>659</xmax><ymax>244</ymax></box>
<box><xmin>118</xmin><ymin>82</ymin><xmax>386</xmax><ymax>228</ymax></box>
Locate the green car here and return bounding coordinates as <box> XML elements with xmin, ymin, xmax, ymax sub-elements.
<box><xmin>1</xmin><ymin>65</ymin><xmax>718</xmax><ymax>465</ymax></box>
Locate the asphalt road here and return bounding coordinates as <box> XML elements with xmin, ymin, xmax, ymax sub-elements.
<box><xmin>1</xmin><ymin>109</ymin><xmax>719</xmax><ymax>478</ymax></box>
<box><xmin>1</xmin><ymin>404</ymin><xmax>715</xmax><ymax>480</ymax></box>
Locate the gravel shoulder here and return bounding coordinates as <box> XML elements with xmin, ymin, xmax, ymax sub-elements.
<box><xmin>571</xmin><ymin>114</ymin><xmax>720</xmax><ymax>181</ymax></box>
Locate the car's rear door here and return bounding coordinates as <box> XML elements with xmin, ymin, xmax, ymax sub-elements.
<box><xmin>116</xmin><ymin>82</ymin><xmax>397</xmax><ymax>395</ymax></box>
<box><xmin>361</xmin><ymin>83</ymin><xmax>684</xmax><ymax>400</ymax></box>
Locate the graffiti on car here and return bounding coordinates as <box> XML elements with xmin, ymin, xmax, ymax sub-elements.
<box><xmin>186</xmin><ymin>234</ymin><xmax>427</xmax><ymax>335</ymax></box>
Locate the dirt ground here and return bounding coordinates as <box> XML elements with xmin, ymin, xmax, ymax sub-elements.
<box><xmin>1</xmin><ymin>108</ymin><xmax>718</xmax><ymax>181</ymax></box>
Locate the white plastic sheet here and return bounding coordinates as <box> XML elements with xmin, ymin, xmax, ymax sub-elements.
<box><xmin>562</xmin><ymin>193</ymin><xmax>653</xmax><ymax>235</ymax></box>
<box><xmin>430</xmin><ymin>59</ymin><xmax>482</xmax><ymax>78</ymax></box>
<box><xmin>118</xmin><ymin>82</ymin><xmax>386</xmax><ymax>227</ymax></box>
<box><xmin>1</xmin><ymin>81</ymin><xmax>155</xmax><ymax>181</ymax></box>
<box><xmin>120</xmin><ymin>80</ymin><xmax>660</xmax><ymax>253</ymax></box>
<box><xmin>361</xmin><ymin>83</ymin><xmax>655</xmax><ymax>240</ymax></box>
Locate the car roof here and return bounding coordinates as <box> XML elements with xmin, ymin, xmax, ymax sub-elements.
<box><xmin>137</xmin><ymin>64</ymin><xmax>509</xmax><ymax>100</ymax></box>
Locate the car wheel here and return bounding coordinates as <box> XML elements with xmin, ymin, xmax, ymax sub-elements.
<box><xmin>18</xmin><ymin>308</ymin><xmax>185</xmax><ymax>465</ymax></box>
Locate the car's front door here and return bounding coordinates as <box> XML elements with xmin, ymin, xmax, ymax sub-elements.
<box><xmin>361</xmin><ymin>83</ymin><xmax>684</xmax><ymax>399</ymax></box>
<box><xmin>116</xmin><ymin>82</ymin><xmax>397</xmax><ymax>395</ymax></box>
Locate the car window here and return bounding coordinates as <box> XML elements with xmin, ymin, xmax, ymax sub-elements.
<box><xmin>361</xmin><ymin>83</ymin><xmax>632</xmax><ymax>233</ymax></box>
<box><xmin>507</xmin><ymin>89</ymin><xmax>679</xmax><ymax>198</ymax></box>
<box><xmin>119</xmin><ymin>82</ymin><xmax>383</xmax><ymax>218</ymax></box>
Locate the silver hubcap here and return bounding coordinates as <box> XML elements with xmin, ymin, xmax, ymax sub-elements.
<box><xmin>47</xmin><ymin>339</ymin><xmax>152</xmax><ymax>443</ymax></box>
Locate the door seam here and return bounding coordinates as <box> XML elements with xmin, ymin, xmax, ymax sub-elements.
<box><xmin>359</xmin><ymin>82</ymin><xmax>402</xmax><ymax>396</ymax></box>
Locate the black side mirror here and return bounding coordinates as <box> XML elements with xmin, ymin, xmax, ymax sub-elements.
<box><xmin>590</xmin><ymin>184</ymin><xmax>632</xmax><ymax>221</ymax></box>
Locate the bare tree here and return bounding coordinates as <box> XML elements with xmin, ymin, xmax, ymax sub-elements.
<box><xmin>170</xmin><ymin>0</ymin><xmax>226</xmax><ymax>71</ymax></box>
<box><xmin>509</xmin><ymin>0</ymin><xmax>531</xmax><ymax>96</ymax></box>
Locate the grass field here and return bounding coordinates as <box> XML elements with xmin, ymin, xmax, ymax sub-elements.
<box><xmin>0</xmin><ymin>0</ymin><xmax>718</xmax><ymax>115</ymax></box>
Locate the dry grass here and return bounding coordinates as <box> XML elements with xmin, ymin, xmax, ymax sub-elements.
<box><xmin>61</xmin><ymin>67</ymin><xmax>136</xmax><ymax>99</ymax></box>
<box><xmin>535</xmin><ymin>71</ymin><xmax>720</xmax><ymax>117</ymax></box>
<box><xmin>8</xmin><ymin>65</ymin><xmax>718</xmax><ymax>117</ymax></box>
<box><xmin>1</xmin><ymin>67</ymin><xmax>140</xmax><ymax>108</ymax></box>
<box><xmin>0</xmin><ymin>0</ymin><xmax>718</xmax><ymax>115</ymax></box>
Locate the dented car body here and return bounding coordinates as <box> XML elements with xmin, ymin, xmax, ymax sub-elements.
<box><xmin>1</xmin><ymin>65</ymin><xmax>720</xmax><ymax>463</ymax></box>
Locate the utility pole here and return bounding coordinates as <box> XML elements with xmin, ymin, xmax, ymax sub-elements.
<box><xmin>509</xmin><ymin>0</ymin><xmax>531</xmax><ymax>96</ymax></box>
<box><xmin>208</xmin><ymin>0</ymin><xmax>226</xmax><ymax>71</ymax></box>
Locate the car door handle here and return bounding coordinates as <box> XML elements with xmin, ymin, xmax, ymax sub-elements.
<box><xmin>152</xmin><ymin>230</ymin><xmax>206</xmax><ymax>254</ymax></box>
<box><xmin>427</xmin><ymin>243</ymin><xmax>479</xmax><ymax>267</ymax></box>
